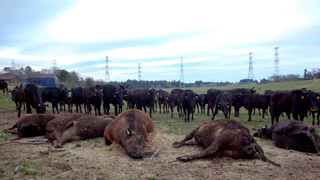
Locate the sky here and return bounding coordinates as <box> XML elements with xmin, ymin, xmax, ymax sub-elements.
<box><xmin>0</xmin><ymin>0</ymin><xmax>319</xmax><ymax>83</ymax></box>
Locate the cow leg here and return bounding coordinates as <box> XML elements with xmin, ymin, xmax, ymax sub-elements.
<box><xmin>172</xmin><ymin>126</ymin><xmax>200</xmax><ymax>148</ymax></box>
<box><xmin>26</xmin><ymin>102</ymin><xmax>32</xmax><ymax>114</ymax></box>
<box><xmin>17</xmin><ymin>100</ymin><xmax>23</xmax><ymax>117</ymax></box>
<box><xmin>176</xmin><ymin>140</ymin><xmax>221</xmax><ymax>162</ymax></box>
<box><xmin>149</xmin><ymin>106</ymin><xmax>152</xmax><ymax>118</ymax></box>
<box><xmin>212</xmin><ymin>107</ymin><xmax>218</xmax><ymax>121</ymax></box>
<box><xmin>317</xmin><ymin>111</ymin><xmax>320</xmax><ymax>126</ymax></box>
<box><xmin>171</xmin><ymin>106</ymin><xmax>174</xmax><ymax>118</ymax></box>
<box><xmin>248</xmin><ymin>108</ymin><xmax>252</xmax><ymax>121</ymax></box>
<box><xmin>183</xmin><ymin>108</ymin><xmax>187</xmax><ymax>122</ymax></box>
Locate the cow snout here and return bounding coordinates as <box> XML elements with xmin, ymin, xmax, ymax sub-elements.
<box><xmin>245</xmin><ymin>147</ymin><xmax>256</xmax><ymax>157</ymax></box>
<box><xmin>127</xmin><ymin>151</ymin><xmax>143</xmax><ymax>159</ymax></box>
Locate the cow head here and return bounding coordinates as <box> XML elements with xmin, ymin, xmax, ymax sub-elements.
<box><xmin>123</xmin><ymin>129</ymin><xmax>145</xmax><ymax>159</ymax></box>
<box><xmin>217</xmin><ymin>102</ymin><xmax>230</xmax><ymax>118</ymax></box>
<box><xmin>35</xmin><ymin>104</ymin><xmax>47</xmax><ymax>114</ymax></box>
<box><xmin>307</xmin><ymin>91</ymin><xmax>320</xmax><ymax>112</ymax></box>
<box><xmin>253</xmin><ymin>125</ymin><xmax>272</xmax><ymax>139</ymax></box>
<box><xmin>93</xmin><ymin>89</ymin><xmax>103</xmax><ymax>105</ymax></box>
<box><xmin>113</xmin><ymin>91</ymin><xmax>124</xmax><ymax>106</ymax></box>
<box><xmin>11</xmin><ymin>86</ymin><xmax>19</xmax><ymax>102</ymax></box>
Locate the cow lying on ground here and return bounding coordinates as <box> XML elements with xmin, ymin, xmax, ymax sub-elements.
<box><xmin>172</xmin><ymin>119</ymin><xmax>280</xmax><ymax>166</ymax></box>
<box><xmin>104</xmin><ymin>109</ymin><xmax>154</xmax><ymax>159</ymax></box>
<box><xmin>46</xmin><ymin>114</ymin><xmax>89</xmax><ymax>143</ymax></box>
<box><xmin>254</xmin><ymin>120</ymin><xmax>320</xmax><ymax>153</ymax></box>
<box><xmin>53</xmin><ymin>115</ymin><xmax>115</xmax><ymax>148</ymax></box>
<box><xmin>7</xmin><ymin>114</ymin><xmax>57</xmax><ymax>138</ymax></box>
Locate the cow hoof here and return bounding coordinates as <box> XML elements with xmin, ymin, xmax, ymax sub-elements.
<box><xmin>172</xmin><ymin>141</ymin><xmax>183</xmax><ymax>148</ymax></box>
<box><xmin>176</xmin><ymin>156</ymin><xmax>192</xmax><ymax>162</ymax></box>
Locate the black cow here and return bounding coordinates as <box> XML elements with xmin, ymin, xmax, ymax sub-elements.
<box><xmin>157</xmin><ymin>89</ymin><xmax>169</xmax><ymax>114</ymax></box>
<box><xmin>41</xmin><ymin>87</ymin><xmax>67</xmax><ymax>114</ymax></box>
<box><xmin>207</xmin><ymin>88</ymin><xmax>256</xmax><ymax>117</ymax></box>
<box><xmin>127</xmin><ymin>89</ymin><xmax>135</xmax><ymax>109</ymax></box>
<box><xmin>10</xmin><ymin>86</ymin><xmax>20</xmax><ymax>110</ymax></box>
<box><xmin>83</xmin><ymin>86</ymin><xmax>103</xmax><ymax>116</ymax></box>
<box><xmin>71</xmin><ymin>87</ymin><xmax>84</xmax><ymax>113</ymax></box>
<box><xmin>271</xmin><ymin>90</ymin><xmax>308</xmax><ymax>125</ymax></box>
<box><xmin>212</xmin><ymin>92</ymin><xmax>232</xmax><ymax>120</ymax></box>
<box><xmin>17</xmin><ymin>82</ymin><xmax>46</xmax><ymax>118</ymax></box>
<box><xmin>59</xmin><ymin>87</ymin><xmax>70</xmax><ymax>112</ymax></box>
<box><xmin>254</xmin><ymin>120</ymin><xmax>320</xmax><ymax>153</ymax></box>
<box><xmin>198</xmin><ymin>94</ymin><xmax>208</xmax><ymax>114</ymax></box>
<box><xmin>233</xmin><ymin>94</ymin><xmax>271</xmax><ymax>121</ymax></box>
<box><xmin>181</xmin><ymin>89</ymin><xmax>196</xmax><ymax>122</ymax></box>
<box><xmin>95</xmin><ymin>84</ymin><xmax>124</xmax><ymax>116</ymax></box>
<box><xmin>0</xmin><ymin>80</ymin><xmax>8</xmax><ymax>94</ymax></box>
<box><xmin>306</xmin><ymin>91</ymin><xmax>320</xmax><ymax>125</ymax></box>
<box><xmin>169</xmin><ymin>89</ymin><xmax>183</xmax><ymax>118</ymax></box>
<box><xmin>133</xmin><ymin>88</ymin><xmax>156</xmax><ymax>118</ymax></box>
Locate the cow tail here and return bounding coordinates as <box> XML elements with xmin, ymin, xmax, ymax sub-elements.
<box><xmin>255</xmin><ymin>143</ymin><xmax>281</xmax><ymax>167</ymax></box>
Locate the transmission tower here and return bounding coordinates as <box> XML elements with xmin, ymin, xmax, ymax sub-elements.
<box><xmin>105</xmin><ymin>56</ymin><xmax>110</xmax><ymax>83</ymax></box>
<box><xmin>247</xmin><ymin>52</ymin><xmax>255</xmax><ymax>80</ymax></box>
<box><xmin>11</xmin><ymin>59</ymin><xmax>15</xmax><ymax>71</ymax></box>
<box><xmin>273</xmin><ymin>47</ymin><xmax>281</xmax><ymax>81</ymax></box>
<box><xmin>52</xmin><ymin>60</ymin><xmax>57</xmax><ymax>74</ymax></box>
<box><xmin>138</xmin><ymin>63</ymin><xmax>141</xmax><ymax>81</ymax></box>
<box><xmin>179</xmin><ymin>57</ymin><xmax>185</xmax><ymax>88</ymax></box>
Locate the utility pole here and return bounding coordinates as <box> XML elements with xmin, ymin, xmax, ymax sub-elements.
<box><xmin>52</xmin><ymin>60</ymin><xmax>57</xmax><ymax>74</ymax></box>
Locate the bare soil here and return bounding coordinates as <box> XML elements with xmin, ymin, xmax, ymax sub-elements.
<box><xmin>1</xmin><ymin>109</ymin><xmax>320</xmax><ymax>180</ymax></box>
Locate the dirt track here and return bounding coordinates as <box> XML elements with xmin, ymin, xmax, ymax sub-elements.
<box><xmin>1</xmin><ymin>109</ymin><xmax>320</xmax><ymax>180</ymax></box>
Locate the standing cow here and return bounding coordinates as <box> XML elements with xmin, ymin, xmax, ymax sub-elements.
<box><xmin>306</xmin><ymin>91</ymin><xmax>320</xmax><ymax>126</ymax></box>
<box><xmin>233</xmin><ymin>94</ymin><xmax>271</xmax><ymax>121</ymax></box>
<box><xmin>17</xmin><ymin>83</ymin><xmax>46</xmax><ymax>118</ymax></box>
<box><xmin>271</xmin><ymin>90</ymin><xmax>308</xmax><ymax>124</ymax></box>
<box><xmin>83</xmin><ymin>86</ymin><xmax>103</xmax><ymax>116</ymax></box>
<box><xmin>10</xmin><ymin>86</ymin><xmax>20</xmax><ymax>110</ymax></box>
<box><xmin>0</xmin><ymin>80</ymin><xmax>8</xmax><ymax>94</ymax></box>
<box><xmin>96</xmin><ymin>84</ymin><xmax>124</xmax><ymax>116</ymax></box>
<box><xmin>198</xmin><ymin>94</ymin><xmax>208</xmax><ymax>114</ymax></box>
<box><xmin>104</xmin><ymin>109</ymin><xmax>154</xmax><ymax>159</ymax></box>
<box><xmin>133</xmin><ymin>88</ymin><xmax>156</xmax><ymax>118</ymax></box>
<box><xmin>158</xmin><ymin>89</ymin><xmax>169</xmax><ymax>114</ymax></box>
<box><xmin>71</xmin><ymin>87</ymin><xmax>84</xmax><ymax>113</ymax></box>
<box><xmin>169</xmin><ymin>89</ymin><xmax>183</xmax><ymax>118</ymax></box>
<box><xmin>212</xmin><ymin>92</ymin><xmax>232</xmax><ymax>120</ymax></box>
<box><xmin>181</xmin><ymin>89</ymin><xmax>196</xmax><ymax>122</ymax></box>
<box><xmin>41</xmin><ymin>87</ymin><xmax>67</xmax><ymax>114</ymax></box>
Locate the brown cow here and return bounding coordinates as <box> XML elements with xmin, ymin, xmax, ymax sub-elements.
<box><xmin>46</xmin><ymin>113</ymin><xmax>89</xmax><ymax>143</ymax></box>
<box><xmin>7</xmin><ymin>114</ymin><xmax>57</xmax><ymax>138</ymax></box>
<box><xmin>173</xmin><ymin>119</ymin><xmax>280</xmax><ymax>166</ymax></box>
<box><xmin>254</xmin><ymin>120</ymin><xmax>320</xmax><ymax>153</ymax></box>
<box><xmin>104</xmin><ymin>109</ymin><xmax>154</xmax><ymax>159</ymax></box>
<box><xmin>53</xmin><ymin>115</ymin><xmax>114</xmax><ymax>148</ymax></box>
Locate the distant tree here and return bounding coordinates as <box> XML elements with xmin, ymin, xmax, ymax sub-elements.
<box><xmin>85</xmin><ymin>77</ymin><xmax>95</xmax><ymax>86</ymax></box>
<box><xmin>58</xmin><ymin>69</ymin><xmax>70</xmax><ymax>83</ymax></box>
<box><xmin>3</xmin><ymin>67</ymin><xmax>11</xmax><ymax>73</ymax></box>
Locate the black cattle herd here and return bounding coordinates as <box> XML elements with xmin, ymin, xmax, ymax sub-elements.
<box><xmin>1</xmin><ymin>80</ymin><xmax>320</xmax><ymax>165</ymax></box>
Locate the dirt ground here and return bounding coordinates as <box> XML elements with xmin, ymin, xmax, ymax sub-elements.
<box><xmin>1</xmin><ymin>109</ymin><xmax>320</xmax><ymax>180</ymax></box>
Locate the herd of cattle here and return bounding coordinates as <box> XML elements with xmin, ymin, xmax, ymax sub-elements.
<box><xmin>1</xmin><ymin>80</ymin><xmax>320</xmax><ymax>165</ymax></box>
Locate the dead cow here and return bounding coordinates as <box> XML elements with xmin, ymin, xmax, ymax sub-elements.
<box><xmin>46</xmin><ymin>114</ymin><xmax>89</xmax><ymax>143</ymax></box>
<box><xmin>8</xmin><ymin>114</ymin><xmax>57</xmax><ymax>138</ymax></box>
<box><xmin>173</xmin><ymin>119</ymin><xmax>280</xmax><ymax>166</ymax></box>
<box><xmin>254</xmin><ymin>119</ymin><xmax>320</xmax><ymax>153</ymax></box>
<box><xmin>104</xmin><ymin>109</ymin><xmax>154</xmax><ymax>159</ymax></box>
<box><xmin>53</xmin><ymin>115</ymin><xmax>115</xmax><ymax>148</ymax></box>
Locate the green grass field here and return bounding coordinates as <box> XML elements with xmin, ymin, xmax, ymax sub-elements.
<box><xmin>2</xmin><ymin>79</ymin><xmax>320</xmax><ymax>135</ymax></box>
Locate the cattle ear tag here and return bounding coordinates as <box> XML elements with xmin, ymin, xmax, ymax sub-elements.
<box><xmin>126</xmin><ymin>129</ymin><xmax>131</xmax><ymax>135</ymax></box>
<box><xmin>148</xmin><ymin>92</ymin><xmax>150</xmax><ymax>95</ymax></box>
<box><xmin>114</xmin><ymin>95</ymin><xmax>117</xmax><ymax>97</ymax></box>
<box><xmin>317</xmin><ymin>96</ymin><xmax>320</xmax><ymax>100</ymax></box>
<box><xmin>94</xmin><ymin>94</ymin><xmax>96</xmax><ymax>96</ymax></box>
<box><xmin>301</xmin><ymin>96</ymin><xmax>305</xmax><ymax>100</ymax></box>
<box><xmin>166</xmin><ymin>97</ymin><xmax>168</xmax><ymax>100</ymax></box>
<box><xmin>186</xmin><ymin>96</ymin><xmax>188</xmax><ymax>99</ymax></box>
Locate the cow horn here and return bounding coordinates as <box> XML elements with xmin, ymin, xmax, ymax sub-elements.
<box><xmin>254</xmin><ymin>143</ymin><xmax>281</xmax><ymax>167</ymax></box>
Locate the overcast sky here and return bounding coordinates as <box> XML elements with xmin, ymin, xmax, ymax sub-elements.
<box><xmin>0</xmin><ymin>0</ymin><xmax>319</xmax><ymax>83</ymax></box>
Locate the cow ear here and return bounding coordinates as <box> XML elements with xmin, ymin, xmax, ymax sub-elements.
<box><xmin>126</xmin><ymin>129</ymin><xmax>131</xmax><ymax>135</ymax></box>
